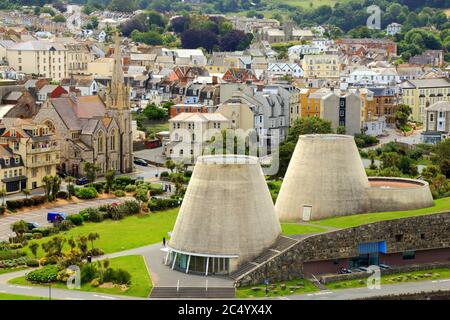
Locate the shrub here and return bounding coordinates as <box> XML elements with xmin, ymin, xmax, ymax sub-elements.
<box><xmin>30</xmin><ymin>195</ymin><xmax>46</xmax><ymax>205</ymax></box>
<box><xmin>26</xmin><ymin>265</ymin><xmax>59</xmax><ymax>283</ymax></box>
<box><xmin>26</xmin><ymin>259</ymin><xmax>39</xmax><ymax>267</ymax></box>
<box><xmin>55</xmin><ymin>220</ymin><xmax>73</xmax><ymax>231</ymax></box>
<box><xmin>79</xmin><ymin>208</ymin><xmax>103</xmax><ymax>222</ymax></box>
<box><xmin>103</xmin><ymin>267</ymin><xmax>131</xmax><ymax>284</ymax></box>
<box><xmin>0</xmin><ymin>249</ymin><xmax>26</xmax><ymax>261</ymax></box>
<box><xmin>184</xmin><ymin>170</ymin><xmax>192</xmax><ymax>177</ymax></box>
<box><xmin>56</xmin><ymin>191</ymin><xmax>69</xmax><ymax>199</ymax></box>
<box><xmin>66</xmin><ymin>214</ymin><xmax>83</xmax><ymax>226</ymax></box>
<box><xmin>124</xmin><ymin>184</ymin><xmax>136</xmax><ymax>192</ymax></box>
<box><xmin>93</xmin><ymin>182</ymin><xmax>105</xmax><ymax>194</ymax></box>
<box><xmin>148</xmin><ymin>198</ymin><xmax>180</xmax><ymax>211</ymax></box>
<box><xmin>9</xmin><ymin>243</ymin><xmax>23</xmax><ymax>249</ymax></box>
<box><xmin>32</xmin><ymin>227</ymin><xmax>52</xmax><ymax>237</ymax></box>
<box><xmin>23</xmin><ymin>198</ymin><xmax>34</xmax><ymax>206</ymax></box>
<box><xmin>87</xmin><ymin>248</ymin><xmax>104</xmax><ymax>257</ymax></box>
<box><xmin>67</xmin><ymin>184</ymin><xmax>75</xmax><ymax>196</ymax></box>
<box><xmin>114</xmin><ymin>176</ymin><xmax>133</xmax><ymax>187</ymax></box>
<box><xmin>32</xmin><ymin>233</ymin><xmax>43</xmax><ymax>239</ymax></box>
<box><xmin>81</xmin><ymin>263</ymin><xmax>98</xmax><ymax>284</ymax></box>
<box><xmin>114</xmin><ymin>190</ymin><xmax>126</xmax><ymax>197</ymax></box>
<box><xmin>124</xmin><ymin>200</ymin><xmax>141</xmax><ymax>214</ymax></box>
<box><xmin>75</xmin><ymin>187</ymin><xmax>98</xmax><ymax>199</ymax></box>
<box><xmin>160</xmin><ymin>171</ymin><xmax>169</xmax><ymax>178</ymax></box>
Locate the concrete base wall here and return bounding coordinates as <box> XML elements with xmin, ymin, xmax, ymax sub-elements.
<box><xmin>367</xmin><ymin>177</ymin><xmax>434</xmax><ymax>212</ymax></box>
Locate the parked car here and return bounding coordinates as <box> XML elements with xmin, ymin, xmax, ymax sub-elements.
<box><xmin>76</xmin><ymin>177</ymin><xmax>89</xmax><ymax>185</ymax></box>
<box><xmin>358</xmin><ymin>266</ymin><xmax>369</xmax><ymax>272</ymax></box>
<box><xmin>47</xmin><ymin>212</ymin><xmax>66</xmax><ymax>223</ymax></box>
<box><xmin>57</xmin><ymin>171</ymin><xmax>68</xmax><ymax>178</ymax></box>
<box><xmin>134</xmin><ymin>159</ymin><xmax>148</xmax><ymax>166</ymax></box>
<box><xmin>379</xmin><ymin>264</ymin><xmax>391</xmax><ymax>270</ymax></box>
<box><xmin>338</xmin><ymin>268</ymin><xmax>352</xmax><ymax>274</ymax></box>
<box><xmin>27</xmin><ymin>222</ymin><xmax>40</xmax><ymax>231</ymax></box>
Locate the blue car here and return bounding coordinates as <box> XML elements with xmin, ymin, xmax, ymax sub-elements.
<box><xmin>47</xmin><ymin>212</ymin><xmax>66</xmax><ymax>223</ymax></box>
<box><xmin>76</xmin><ymin>177</ymin><xmax>89</xmax><ymax>185</ymax></box>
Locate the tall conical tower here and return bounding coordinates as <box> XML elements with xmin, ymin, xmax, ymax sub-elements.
<box><xmin>106</xmin><ymin>32</ymin><xmax>133</xmax><ymax>173</ymax></box>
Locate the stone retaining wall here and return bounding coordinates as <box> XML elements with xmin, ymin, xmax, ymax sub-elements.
<box><xmin>236</xmin><ymin>212</ymin><xmax>450</xmax><ymax>287</ymax></box>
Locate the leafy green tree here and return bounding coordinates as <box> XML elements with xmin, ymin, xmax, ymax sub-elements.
<box><xmin>165</xmin><ymin>160</ymin><xmax>176</xmax><ymax>173</ymax></box>
<box><xmin>105</xmin><ymin>170</ymin><xmax>116</xmax><ymax>193</ymax></box>
<box><xmin>142</xmin><ymin>103</ymin><xmax>167</xmax><ymax>120</ymax></box>
<box><xmin>29</xmin><ymin>242</ymin><xmax>39</xmax><ymax>259</ymax></box>
<box><xmin>65</xmin><ymin>176</ymin><xmax>75</xmax><ymax>198</ymax></box>
<box><xmin>381</xmin><ymin>152</ymin><xmax>400</xmax><ymax>169</ymax></box>
<box><xmin>395</xmin><ymin>104</ymin><xmax>412</xmax><ymax>129</ymax></box>
<box><xmin>83</xmin><ymin>162</ymin><xmax>100</xmax><ymax>183</ymax></box>
<box><xmin>42</xmin><ymin>176</ymin><xmax>53</xmax><ymax>201</ymax></box>
<box><xmin>87</xmin><ymin>232</ymin><xmax>100</xmax><ymax>250</ymax></box>
<box><xmin>286</xmin><ymin>117</ymin><xmax>333</xmax><ymax>143</ymax></box>
<box><xmin>53</xmin><ymin>14</ymin><xmax>66</xmax><ymax>23</ymax></box>
<box><xmin>11</xmin><ymin>220</ymin><xmax>28</xmax><ymax>239</ymax></box>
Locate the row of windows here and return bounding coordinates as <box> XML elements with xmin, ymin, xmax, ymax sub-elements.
<box><xmin>3</xmin><ymin>168</ymin><xmax>23</xmax><ymax>178</ymax></box>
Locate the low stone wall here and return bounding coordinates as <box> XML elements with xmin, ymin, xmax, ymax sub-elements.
<box><xmin>236</xmin><ymin>212</ymin><xmax>450</xmax><ymax>287</ymax></box>
<box><xmin>319</xmin><ymin>261</ymin><xmax>450</xmax><ymax>284</ymax></box>
<box><xmin>367</xmin><ymin>177</ymin><xmax>434</xmax><ymax>212</ymax></box>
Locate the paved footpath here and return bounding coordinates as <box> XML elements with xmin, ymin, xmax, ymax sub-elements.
<box><xmin>0</xmin><ymin>198</ymin><xmax>122</xmax><ymax>241</ymax></box>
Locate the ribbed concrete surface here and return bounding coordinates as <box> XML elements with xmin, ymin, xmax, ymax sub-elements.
<box><xmin>275</xmin><ymin>134</ymin><xmax>371</xmax><ymax>221</ymax></box>
<box><xmin>169</xmin><ymin>155</ymin><xmax>281</xmax><ymax>264</ymax></box>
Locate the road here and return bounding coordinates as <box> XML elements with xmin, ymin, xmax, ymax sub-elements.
<box><xmin>0</xmin><ymin>197</ymin><xmax>121</xmax><ymax>241</ymax></box>
<box><xmin>286</xmin><ymin>278</ymin><xmax>450</xmax><ymax>300</ymax></box>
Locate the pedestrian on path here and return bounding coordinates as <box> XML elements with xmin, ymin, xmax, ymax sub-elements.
<box><xmin>163</xmin><ymin>237</ymin><xmax>166</xmax><ymax>247</ymax></box>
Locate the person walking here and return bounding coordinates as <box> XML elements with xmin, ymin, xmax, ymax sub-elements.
<box><xmin>163</xmin><ymin>237</ymin><xmax>166</xmax><ymax>247</ymax></box>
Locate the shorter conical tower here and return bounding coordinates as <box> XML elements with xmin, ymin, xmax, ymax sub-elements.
<box><xmin>167</xmin><ymin>155</ymin><xmax>281</xmax><ymax>275</ymax></box>
<box><xmin>275</xmin><ymin>134</ymin><xmax>371</xmax><ymax>222</ymax></box>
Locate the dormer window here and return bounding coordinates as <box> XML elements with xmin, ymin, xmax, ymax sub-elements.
<box><xmin>15</xmin><ymin>157</ymin><xmax>19</xmax><ymax>164</ymax></box>
<box><xmin>4</xmin><ymin>158</ymin><xmax>9</xmax><ymax>165</ymax></box>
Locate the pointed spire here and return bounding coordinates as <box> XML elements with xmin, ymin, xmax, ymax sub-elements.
<box><xmin>112</xmin><ymin>32</ymin><xmax>123</xmax><ymax>88</ymax></box>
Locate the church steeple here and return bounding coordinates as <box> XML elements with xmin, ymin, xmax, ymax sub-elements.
<box><xmin>107</xmin><ymin>32</ymin><xmax>130</xmax><ymax>110</ymax></box>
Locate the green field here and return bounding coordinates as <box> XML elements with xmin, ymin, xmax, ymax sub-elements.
<box><xmin>325</xmin><ymin>268</ymin><xmax>450</xmax><ymax>290</ymax></box>
<box><xmin>0</xmin><ymin>293</ymin><xmax>48</xmax><ymax>300</ymax></box>
<box><xmin>25</xmin><ymin>209</ymin><xmax>178</xmax><ymax>258</ymax></box>
<box><xmin>236</xmin><ymin>278</ymin><xmax>318</xmax><ymax>298</ymax></box>
<box><xmin>310</xmin><ymin>197</ymin><xmax>450</xmax><ymax>229</ymax></box>
<box><xmin>278</xmin><ymin>0</ymin><xmax>348</xmax><ymax>8</ymax></box>
<box><xmin>281</xmin><ymin>223</ymin><xmax>328</xmax><ymax>235</ymax></box>
<box><xmin>9</xmin><ymin>255</ymin><xmax>152</xmax><ymax>298</ymax></box>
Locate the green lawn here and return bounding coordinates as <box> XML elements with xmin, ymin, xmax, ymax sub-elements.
<box><xmin>9</xmin><ymin>255</ymin><xmax>152</xmax><ymax>298</ymax></box>
<box><xmin>311</xmin><ymin>197</ymin><xmax>450</xmax><ymax>229</ymax></box>
<box><xmin>236</xmin><ymin>278</ymin><xmax>318</xmax><ymax>298</ymax></box>
<box><xmin>0</xmin><ymin>293</ymin><xmax>48</xmax><ymax>300</ymax></box>
<box><xmin>25</xmin><ymin>209</ymin><xmax>178</xmax><ymax>258</ymax></box>
<box><xmin>326</xmin><ymin>268</ymin><xmax>450</xmax><ymax>290</ymax></box>
<box><xmin>278</xmin><ymin>0</ymin><xmax>350</xmax><ymax>9</ymax></box>
<box><xmin>281</xmin><ymin>223</ymin><xmax>328</xmax><ymax>235</ymax></box>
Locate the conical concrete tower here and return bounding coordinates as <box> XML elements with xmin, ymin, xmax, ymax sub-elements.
<box><xmin>167</xmin><ymin>155</ymin><xmax>281</xmax><ymax>274</ymax></box>
<box><xmin>275</xmin><ymin>134</ymin><xmax>371</xmax><ymax>222</ymax></box>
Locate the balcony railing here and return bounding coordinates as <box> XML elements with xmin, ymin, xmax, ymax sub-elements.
<box><xmin>27</xmin><ymin>145</ymin><xmax>60</xmax><ymax>154</ymax></box>
<box><xmin>28</xmin><ymin>159</ymin><xmax>60</xmax><ymax>168</ymax></box>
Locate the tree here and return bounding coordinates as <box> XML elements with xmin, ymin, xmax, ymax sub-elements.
<box><xmin>120</xmin><ymin>16</ymin><xmax>147</xmax><ymax>37</ymax></box>
<box><xmin>165</xmin><ymin>160</ymin><xmax>176</xmax><ymax>173</ymax></box>
<box><xmin>131</xmin><ymin>30</ymin><xmax>163</xmax><ymax>45</ymax></box>
<box><xmin>0</xmin><ymin>188</ymin><xmax>5</xmax><ymax>206</ymax></box>
<box><xmin>286</xmin><ymin>117</ymin><xmax>333</xmax><ymax>143</ymax></box>
<box><xmin>147</xmin><ymin>10</ymin><xmax>167</xmax><ymax>30</ymax></box>
<box><xmin>105</xmin><ymin>170</ymin><xmax>116</xmax><ymax>193</ymax></box>
<box><xmin>22</xmin><ymin>188</ymin><xmax>30</xmax><ymax>199</ymax></box>
<box><xmin>395</xmin><ymin>104</ymin><xmax>412</xmax><ymax>128</ymax></box>
<box><xmin>42</xmin><ymin>175</ymin><xmax>53</xmax><ymax>201</ymax></box>
<box><xmin>11</xmin><ymin>220</ymin><xmax>28</xmax><ymax>239</ymax></box>
<box><xmin>219</xmin><ymin>30</ymin><xmax>252</xmax><ymax>51</ymax></box>
<box><xmin>134</xmin><ymin>189</ymin><xmax>148</xmax><ymax>210</ymax></box>
<box><xmin>51</xmin><ymin>176</ymin><xmax>61</xmax><ymax>201</ymax></box>
<box><xmin>181</xmin><ymin>29</ymin><xmax>218</xmax><ymax>52</ymax></box>
<box><xmin>368</xmin><ymin>150</ymin><xmax>377</xmax><ymax>169</ymax></box>
<box><xmin>142</xmin><ymin>103</ymin><xmax>167</xmax><ymax>120</ymax></box>
<box><xmin>171</xmin><ymin>15</ymin><xmax>190</xmax><ymax>34</ymax></box>
<box><xmin>65</xmin><ymin>176</ymin><xmax>75</xmax><ymax>198</ymax></box>
<box><xmin>109</xmin><ymin>0</ymin><xmax>137</xmax><ymax>13</ymax></box>
<box><xmin>53</xmin><ymin>14</ymin><xmax>66</xmax><ymax>23</ymax></box>
<box><xmin>87</xmin><ymin>232</ymin><xmax>99</xmax><ymax>250</ymax></box>
<box><xmin>83</xmin><ymin>162</ymin><xmax>100</xmax><ymax>183</ymax></box>
<box><xmin>29</xmin><ymin>242</ymin><xmax>39</xmax><ymax>259</ymax></box>
<box><xmin>336</xmin><ymin>125</ymin><xmax>346</xmax><ymax>134</ymax></box>
<box><xmin>381</xmin><ymin>152</ymin><xmax>400</xmax><ymax>169</ymax></box>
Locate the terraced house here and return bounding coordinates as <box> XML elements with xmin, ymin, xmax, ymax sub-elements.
<box><xmin>401</xmin><ymin>78</ymin><xmax>450</xmax><ymax>123</ymax></box>
<box><xmin>0</xmin><ymin>119</ymin><xmax>59</xmax><ymax>192</ymax></box>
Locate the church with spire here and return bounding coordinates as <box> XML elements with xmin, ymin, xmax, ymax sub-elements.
<box><xmin>33</xmin><ymin>32</ymin><xmax>133</xmax><ymax>178</ymax></box>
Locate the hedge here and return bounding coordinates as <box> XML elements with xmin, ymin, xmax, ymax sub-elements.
<box><xmin>75</xmin><ymin>187</ymin><xmax>98</xmax><ymax>199</ymax></box>
<box><xmin>6</xmin><ymin>195</ymin><xmax>47</xmax><ymax>210</ymax></box>
<box><xmin>26</xmin><ymin>265</ymin><xmax>60</xmax><ymax>283</ymax></box>
<box><xmin>66</xmin><ymin>214</ymin><xmax>83</xmax><ymax>226</ymax></box>
<box><xmin>149</xmin><ymin>198</ymin><xmax>180</xmax><ymax>211</ymax></box>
